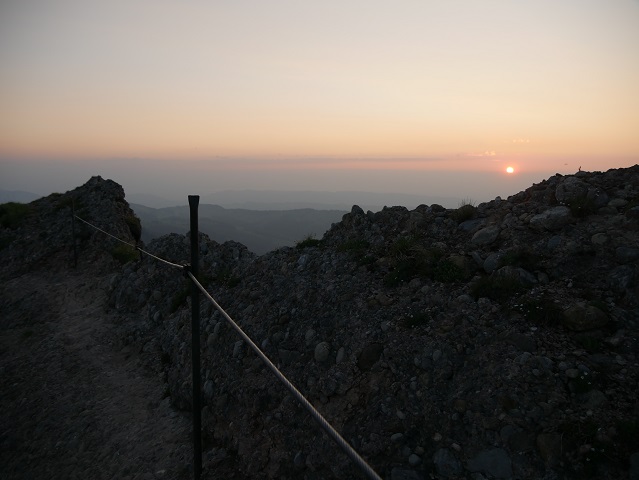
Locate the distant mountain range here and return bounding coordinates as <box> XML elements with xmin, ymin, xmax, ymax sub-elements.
<box><xmin>1</xmin><ymin>188</ymin><xmax>459</xmax><ymax>255</ymax></box>
<box><xmin>130</xmin><ymin>203</ymin><xmax>348</xmax><ymax>255</ymax></box>
<box><xmin>0</xmin><ymin>190</ymin><xmax>41</xmax><ymax>204</ymax></box>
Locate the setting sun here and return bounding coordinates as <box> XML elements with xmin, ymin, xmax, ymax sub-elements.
<box><xmin>506</xmin><ymin>167</ymin><xmax>515</xmax><ymax>174</ymax></box>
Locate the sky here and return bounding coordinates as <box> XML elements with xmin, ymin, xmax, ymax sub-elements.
<box><xmin>1</xmin><ymin>0</ymin><xmax>638</xmax><ymax>205</ymax></box>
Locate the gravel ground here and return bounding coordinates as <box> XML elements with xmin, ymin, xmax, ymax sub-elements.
<box><xmin>0</xmin><ymin>265</ymin><xmax>194</xmax><ymax>480</ymax></box>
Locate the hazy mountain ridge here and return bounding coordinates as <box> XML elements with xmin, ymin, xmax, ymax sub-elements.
<box><xmin>2</xmin><ymin>168</ymin><xmax>639</xmax><ymax>479</ymax></box>
<box><xmin>0</xmin><ymin>189</ymin><xmax>41</xmax><ymax>204</ymax></box>
<box><xmin>130</xmin><ymin>202</ymin><xmax>348</xmax><ymax>255</ymax></box>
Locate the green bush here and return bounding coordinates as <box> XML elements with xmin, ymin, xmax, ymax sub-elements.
<box><xmin>0</xmin><ymin>235</ymin><xmax>15</xmax><ymax>251</ymax></box>
<box><xmin>568</xmin><ymin>194</ymin><xmax>597</xmax><ymax>218</ymax></box>
<box><xmin>170</xmin><ymin>286</ymin><xmax>190</xmax><ymax>313</ymax></box>
<box><xmin>470</xmin><ymin>275</ymin><xmax>523</xmax><ymax>302</ymax></box>
<box><xmin>296</xmin><ymin>234</ymin><xmax>322</xmax><ymax>249</ymax></box>
<box><xmin>213</xmin><ymin>267</ymin><xmax>240</xmax><ymax>288</ymax></box>
<box><xmin>402</xmin><ymin>311</ymin><xmax>432</xmax><ymax>328</ymax></box>
<box><xmin>498</xmin><ymin>247</ymin><xmax>541</xmax><ymax>272</ymax></box>
<box><xmin>0</xmin><ymin>202</ymin><xmax>32</xmax><ymax>229</ymax></box>
<box><xmin>513</xmin><ymin>298</ymin><xmax>563</xmax><ymax>325</ymax></box>
<box><xmin>125</xmin><ymin>214</ymin><xmax>142</xmax><ymax>242</ymax></box>
<box><xmin>451</xmin><ymin>198</ymin><xmax>476</xmax><ymax>223</ymax></box>
<box><xmin>432</xmin><ymin>259</ymin><xmax>465</xmax><ymax>283</ymax></box>
<box><xmin>337</xmin><ymin>239</ymin><xmax>371</xmax><ymax>252</ymax></box>
<box><xmin>384</xmin><ymin>259</ymin><xmax>420</xmax><ymax>287</ymax></box>
<box><xmin>389</xmin><ymin>235</ymin><xmax>419</xmax><ymax>258</ymax></box>
<box><xmin>111</xmin><ymin>244</ymin><xmax>139</xmax><ymax>264</ymax></box>
<box><xmin>54</xmin><ymin>196</ymin><xmax>76</xmax><ymax>211</ymax></box>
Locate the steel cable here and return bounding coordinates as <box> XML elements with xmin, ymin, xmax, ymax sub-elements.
<box><xmin>186</xmin><ymin>271</ymin><xmax>383</xmax><ymax>480</ymax></box>
<box><xmin>74</xmin><ymin>215</ymin><xmax>184</xmax><ymax>270</ymax></box>
<box><xmin>74</xmin><ymin>213</ymin><xmax>382</xmax><ymax>478</ymax></box>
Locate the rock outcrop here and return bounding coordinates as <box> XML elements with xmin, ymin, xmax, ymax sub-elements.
<box><xmin>108</xmin><ymin>166</ymin><xmax>639</xmax><ymax>479</ymax></box>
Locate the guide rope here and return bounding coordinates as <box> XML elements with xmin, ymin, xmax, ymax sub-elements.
<box><xmin>74</xmin><ymin>214</ymin><xmax>184</xmax><ymax>270</ymax></box>
<box><xmin>187</xmin><ymin>271</ymin><xmax>383</xmax><ymax>480</ymax></box>
<box><xmin>74</xmin><ymin>213</ymin><xmax>382</xmax><ymax>479</ymax></box>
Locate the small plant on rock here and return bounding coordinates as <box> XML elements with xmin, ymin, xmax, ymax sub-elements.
<box><xmin>0</xmin><ymin>202</ymin><xmax>32</xmax><ymax>229</ymax></box>
<box><xmin>498</xmin><ymin>247</ymin><xmax>541</xmax><ymax>272</ymax></box>
<box><xmin>124</xmin><ymin>214</ymin><xmax>142</xmax><ymax>242</ymax></box>
<box><xmin>296</xmin><ymin>234</ymin><xmax>322</xmax><ymax>249</ymax></box>
<box><xmin>568</xmin><ymin>194</ymin><xmax>597</xmax><ymax>218</ymax></box>
<box><xmin>470</xmin><ymin>275</ymin><xmax>523</xmax><ymax>302</ymax></box>
<box><xmin>111</xmin><ymin>244</ymin><xmax>139</xmax><ymax>264</ymax></box>
<box><xmin>451</xmin><ymin>198</ymin><xmax>477</xmax><ymax>223</ymax></box>
<box><xmin>513</xmin><ymin>297</ymin><xmax>563</xmax><ymax>325</ymax></box>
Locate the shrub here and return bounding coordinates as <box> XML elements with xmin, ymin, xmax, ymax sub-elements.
<box><xmin>111</xmin><ymin>244</ymin><xmax>139</xmax><ymax>264</ymax></box>
<box><xmin>170</xmin><ymin>286</ymin><xmax>190</xmax><ymax>313</ymax></box>
<box><xmin>513</xmin><ymin>298</ymin><xmax>563</xmax><ymax>325</ymax></box>
<box><xmin>124</xmin><ymin>214</ymin><xmax>142</xmax><ymax>242</ymax></box>
<box><xmin>338</xmin><ymin>239</ymin><xmax>374</xmax><ymax>267</ymax></box>
<box><xmin>296</xmin><ymin>234</ymin><xmax>322</xmax><ymax>249</ymax></box>
<box><xmin>568</xmin><ymin>194</ymin><xmax>597</xmax><ymax>218</ymax></box>
<box><xmin>337</xmin><ymin>239</ymin><xmax>370</xmax><ymax>253</ymax></box>
<box><xmin>498</xmin><ymin>247</ymin><xmax>541</xmax><ymax>272</ymax></box>
<box><xmin>432</xmin><ymin>259</ymin><xmax>465</xmax><ymax>283</ymax></box>
<box><xmin>389</xmin><ymin>235</ymin><xmax>419</xmax><ymax>259</ymax></box>
<box><xmin>451</xmin><ymin>198</ymin><xmax>477</xmax><ymax>223</ymax></box>
<box><xmin>0</xmin><ymin>202</ymin><xmax>32</xmax><ymax>229</ymax></box>
<box><xmin>384</xmin><ymin>259</ymin><xmax>420</xmax><ymax>287</ymax></box>
<box><xmin>470</xmin><ymin>275</ymin><xmax>523</xmax><ymax>302</ymax></box>
<box><xmin>54</xmin><ymin>196</ymin><xmax>76</xmax><ymax>211</ymax></box>
<box><xmin>213</xmin><ymin>267</ymin><xmax>240</xmax><ymax>288</ymax></box>
<box><xmin>401</xmin><ymin>311</ymin><xmax>432</xmax><ymax>328</ymax></box>
<box><xmin>0</xmin><ymin>235</ymin><xmax>15</xmax><ymax>251</ymax></box>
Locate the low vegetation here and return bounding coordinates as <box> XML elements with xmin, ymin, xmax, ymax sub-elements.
<box><xmin>111</xmin><ymin>244</ymin><xmax>139</xmax><ymax>264</ymax></box>
<box><xmin>451</xmin><ymin>198</ymin><xmax>477</xmax><ymax>223</ymax></box>
<box><xmin>296</xmin><ymin>234</ymin><xmax>322</xmax><ymax>249</ymax></box>
<box><xmin>0</xmin><ymin>202</ymin><xmax>33</xmax><ymax>229</ymax></box>
<box><xmin>470</xmin><ymin>275</ymin><xmax>524</xmax><ymax>302</ymax></box>
<box><xmin>568</xmin><ymin>194</ymin><xmax>597</xmax><ymax>218</ymax></box>
<box><xmin>124</xmin><ymin>214</ymin><xmax>142</xmax><ymax>242</ymax></box>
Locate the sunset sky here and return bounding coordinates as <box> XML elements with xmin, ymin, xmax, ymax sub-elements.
<box><xmin>1</xmin><ymin>0</ymin><xmax>638</xmax><ymax>204</ymax></box>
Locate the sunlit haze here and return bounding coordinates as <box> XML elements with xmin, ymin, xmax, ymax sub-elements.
<box><xmin>1</xmin><ymin>1</ymin><xmax>638</xmax><ymax>206</ymax></box>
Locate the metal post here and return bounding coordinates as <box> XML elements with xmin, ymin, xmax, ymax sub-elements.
<box><xmin>188</xmin><ymin>195</ymin><xmax>202</xmax><ymax>480</ymax></box>
<box><xmin>71</xmin><ymin>200</ymin><xmax>77</xmax><ymax>268</ymax></box>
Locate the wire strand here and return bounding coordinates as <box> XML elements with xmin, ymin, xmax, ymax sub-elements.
<box><xmin>186</xmin><ymin>271</ymin><xmax>383</xmax><ymax>480</ymax></box>
<box><xmin>74</xmin><ymin>213</ymin><xmax>381</xmax><ymax>479</ymax></box>
<box><xmin>74</xmin><ymin>214</ymin><xmax>184</xmax><ymax>270</ymax></box>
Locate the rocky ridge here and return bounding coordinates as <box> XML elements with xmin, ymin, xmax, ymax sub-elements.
<box><xmin>2</xmin><ymin>168</ymin><xmax>639</xmax><ymax>479</ymax></box>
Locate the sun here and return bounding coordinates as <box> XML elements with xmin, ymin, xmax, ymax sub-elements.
<box><xmin>506</xmin><ymin>166</ymin><xmax>515</xmax><ymax>174</ymax></box>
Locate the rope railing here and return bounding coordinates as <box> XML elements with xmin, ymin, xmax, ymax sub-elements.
<box><xmin>186</xmin><ymin>271</ymin><xmax>382</xmax><ymax>480</ymax></box>
<box><xmin>72</xmin><ymin>208</ymin><xmax>383</xmax><ymax>480</ymax></box>
<box><xmin>74</xmin><ymin>215</ymin><xmax>184</xmax><ymax>270</ymax></box>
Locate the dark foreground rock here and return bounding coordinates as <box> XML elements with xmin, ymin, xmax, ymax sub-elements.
<box><xmin>2</xmin><ymin>168</ymin><xmax>639</xmax><ymax>479</ymax></box>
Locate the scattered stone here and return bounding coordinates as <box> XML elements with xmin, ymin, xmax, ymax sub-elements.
<box><xmin>562</xmin><ymin>304</ymin><xmax>609</xmax><ymax>331</ymax></box>
<box><xmin>536</xmin><ymin>433</ymin><xmax>562</xmax><ymax>467</ymax></box>
<box><xmin>472</xmin><ymin>225</ymin><xmax>500</xmax><ymax>245</ymax></box>
<box><xmin>466</xmin><ymin>448</ymin><xmax>513</xmax><ymax>479</ymax></box>
<box><xmin>357</xmin><ymin>343</ymin><xmax>383</xmax><ymax>371</ymax></box>
<box><xmin>529</xmin><ymin>206</ymin><xmax>573</xmax><ymax>231</ymax></box>
<box><xmin>314</xmin><ymin>342</ymin><xmax>331</xmax><ymax>362</ymax></box>
<box><xmin>432</xmin><ymin>448</ymin><xmax>462</xmax><ymax>477</ymax></box>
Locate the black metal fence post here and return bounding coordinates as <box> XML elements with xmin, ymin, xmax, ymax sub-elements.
<box><xmin>188</xmin><ymin>195</ymin><xmax>202</xmax><ymax>480</ymax></box>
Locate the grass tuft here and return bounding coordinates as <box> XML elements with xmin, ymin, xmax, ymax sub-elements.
<box><xmin>0</xmin><ymin>202</ymin><xmax>32</xmax><ymax>229</ymax></box>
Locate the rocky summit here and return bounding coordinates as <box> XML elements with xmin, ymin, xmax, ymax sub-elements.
<box><xmin>1</xmin><ymin>168</ymin><xmax>638</xmax><ymax>480</ymax></box>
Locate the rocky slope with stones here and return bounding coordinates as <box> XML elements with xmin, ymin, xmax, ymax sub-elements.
<box><xmin>1</xmin><ymin>177</ymin><xmax>193</xmax><ymax>480</ymax></box>
<box><xmin>3</xmin><ymin>168</ymin><xmax>639</xmax><ymax>479</ymax></box>
<box><xmin>109</xmin><ymin>166</ymin><xmax>639</xmax><ymax>479</ymax></box>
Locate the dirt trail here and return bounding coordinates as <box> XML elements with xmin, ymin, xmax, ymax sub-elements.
<box><xmin>0</xmin><ymin>268</ymin><xmax>192</xmax><ymax>480</ymax></box>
